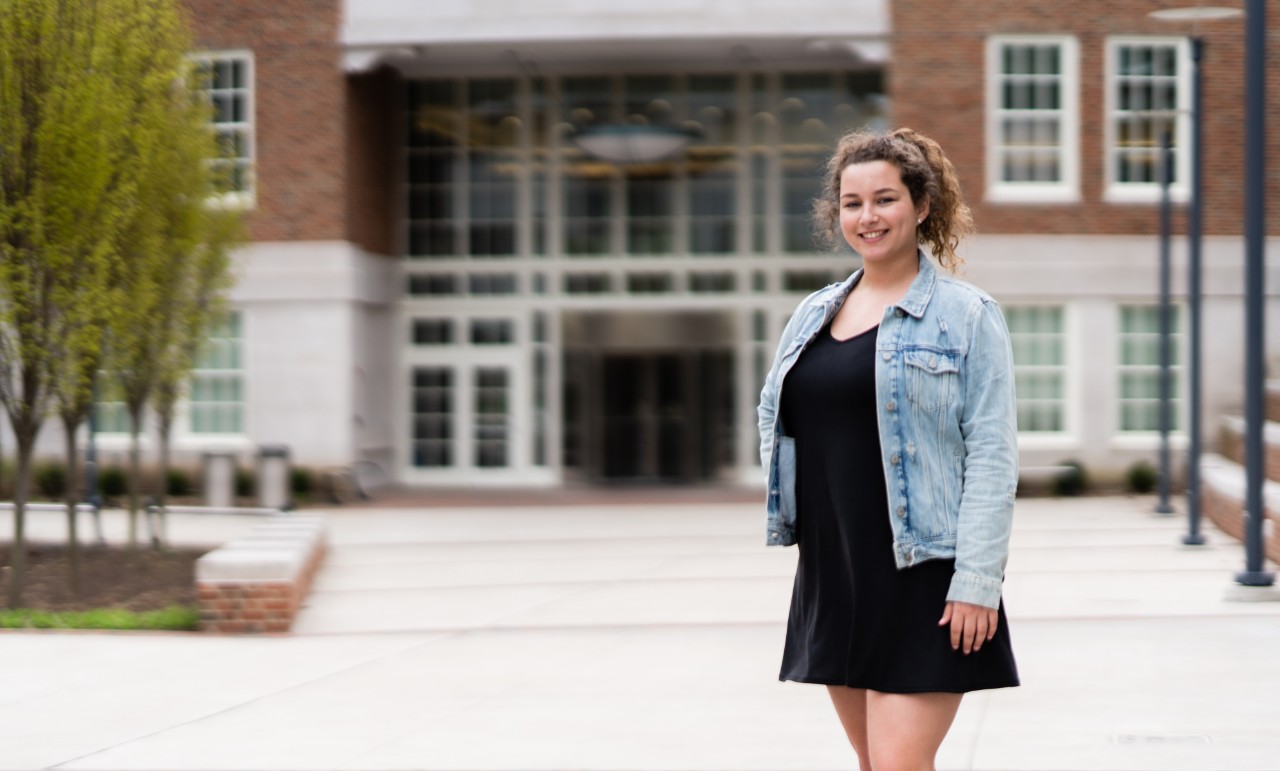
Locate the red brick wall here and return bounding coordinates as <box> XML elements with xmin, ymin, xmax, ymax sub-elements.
<box><xmin>346</xmin><ymin>68</ymin><xmax>400</xmax><ymax>256</ymax></box>
<box><xmin>182</xmin><ymin>0</ymin><xmax>369</xmax><ymax>247</ymax></box>
<box><xmin>892</xmin><ymin>0</ymin><xmax>1280</xmax><ymax>238</ymax></box>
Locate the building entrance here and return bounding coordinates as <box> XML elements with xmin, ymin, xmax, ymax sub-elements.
<box><xmin>562</xmin><ymin>311</ymin><xmax>736</xmax><ymax>484</ymax></box>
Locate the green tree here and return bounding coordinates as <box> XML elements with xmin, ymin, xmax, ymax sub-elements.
<box><xmin>0</xmin><ymin>0</ymin><xmax>132</xmax><ymax>604</ymax></box>
<box><xmin>103</xmin><ymin>0</ymin><xmax>237</xmax><ymax>548</ymax></box>
<box><xmin>1</xmin><ymin>0</ymin><xmax>239</xmax><ymax>604</ymax></box>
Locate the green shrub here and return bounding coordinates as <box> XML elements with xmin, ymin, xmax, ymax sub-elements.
<box><xmin>99</xmin><ymin>466</ymin><xmax>127</xmax><ymax>498</ymax></box>
<box><xmin>166</xmin><ymin>468</ymin><xmax>193</xmax><ymax>497</ymax></box>
<box><xmin>290</xmin><ymin>467</ymin><xmax>313</xmax><ymax>496</ymax></box>
<box><xmin>1126</xmin><ymin>460</ymin><xmax>1158</xmax><ymax>494</ymax></box>
<box><xmin>1051</xmin><ymin>460</ymin><xmax>1088</xmax><ymax>497</ymax></box>
<box><xmin>34</xmin><ymin>461</ymin><xmax>67</xmax><ymax>499</ymax></box>
<box><xmin>235</xmin><ymin>467</ymin><xmax>255</xmax><ymax>498</ymax></box>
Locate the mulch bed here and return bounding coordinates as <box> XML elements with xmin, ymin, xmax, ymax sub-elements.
<box><xmin>0</xmin><ymin>543</ymin><xmax>204</xmax><ymax>612</ymax></box>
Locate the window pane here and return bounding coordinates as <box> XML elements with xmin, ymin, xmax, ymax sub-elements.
<box><xmin>412</xmin><ymin>367</ymin><xmax>454</xmax><ymax>467</ymax></box>
<box><xmin>1118</xmin><ymin>304</ymin><xmax>1181</xmax><ymax>431</ymax></box>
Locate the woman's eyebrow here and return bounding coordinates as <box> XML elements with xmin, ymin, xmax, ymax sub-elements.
<box><xmin>841</xmin><ymin>187</ymin><xmax>898</xmax><ymax>198</ymax></box>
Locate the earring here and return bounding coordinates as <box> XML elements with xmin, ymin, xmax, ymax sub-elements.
<box><xmin>917</xmin><ymin>217</ymin><xmax>925</xmax><ymax>225</ymax></box>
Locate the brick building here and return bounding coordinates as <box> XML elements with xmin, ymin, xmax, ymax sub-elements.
<box><xmin>73</xmin><ymin>0</ymin><xmax>1276</xmax><ymax>490</ymax></box>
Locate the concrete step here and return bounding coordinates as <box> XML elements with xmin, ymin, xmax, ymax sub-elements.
<box><xmin>1198</xmin><ymin>452</ymin><xmax>1280</xmax><ymax>564</ymax></box>
<box><xmin>1218</xmin><ymin>414</ymin><xmax>1280</xmax><ymax>484</ymax></box>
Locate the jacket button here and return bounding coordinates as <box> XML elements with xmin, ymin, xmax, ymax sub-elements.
<box><xmin>929</xmin><ymin>355</ymin><xmax>938</xmax><ymax>368</ymax></box>
<box><xmin>896</xmin><ymin>506</ymin><xmax>906</xmax><ymax>518</ymax></box>
<box><xmin>890</xmin><ymin>453</ymin><xmax>900</xmax><ymax>465</ymax></box>
<box><xmin>886</xmin><ymin>400</ymin><xmax>896</xmax><ymax>411</ymax></box>
<box><xmin>882</xmin><ymin>351</ymin><xmax>891</xmax><ymax>361</ymax></box>
<box><xmin>895</xmin><ymin>308</ymin><xmax>905</xmax><ymax>317</ymax></box>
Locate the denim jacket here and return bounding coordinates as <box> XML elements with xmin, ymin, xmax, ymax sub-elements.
<box><xmin>757</xmin><ymin>252</ymin><xmax>1018</xmax><ymax>609</ymax></box>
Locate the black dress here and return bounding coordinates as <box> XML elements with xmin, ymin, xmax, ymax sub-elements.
<box><xmin>778</xmin><ymin>323</ymin><xmax>1019</xmax><ymax>693</ymax></box>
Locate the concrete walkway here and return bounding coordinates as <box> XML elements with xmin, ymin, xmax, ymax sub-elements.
<box><xmin>0</xmin><ymin>495</ymin><xmax>1277</xmax><ymax>770</ymax></box>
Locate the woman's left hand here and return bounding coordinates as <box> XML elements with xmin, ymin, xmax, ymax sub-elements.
<box><xmin>938</xmin><ymin>601</ymin><xmax>998</xmax><ymax>655</ymax></box>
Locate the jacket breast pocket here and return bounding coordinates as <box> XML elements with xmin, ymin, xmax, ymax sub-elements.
<box><xmin>904</xmin><ymin>348</ymin><xmax>960</xmax><ymax>412</ymax></box>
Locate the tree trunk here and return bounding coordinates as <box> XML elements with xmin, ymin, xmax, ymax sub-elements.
<box><xmin>62</xmin><ymin>414</ymin><xmax>82</xmax><ymax>593</ymax></box>
<box><xmin>127</xmin><ymin>404</ymin><xmax>142</xmax><ymax>550</ymax></box>
<box><xmin>155</xmin><ymin>410</ymin><xmax>171</xmax><ymax>551</ymax></box>
<box><xmin>6</xmin><ymin>429</ymin><xmax>37</xmax><ymax>608</ymax></box>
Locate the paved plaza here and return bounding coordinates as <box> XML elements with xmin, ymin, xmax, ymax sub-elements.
<box><xmin>1</xmin><ymin>493</ymin><xmax>1278</xmax><ymax>770</ymax></box>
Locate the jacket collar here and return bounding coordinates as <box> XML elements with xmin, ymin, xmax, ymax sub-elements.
<box><xmin>831</xmin><ymin>250</ymin><xmax>937</xmax><ymax>320</ymax></box>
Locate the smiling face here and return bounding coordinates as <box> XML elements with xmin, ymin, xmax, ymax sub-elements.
<box><xmin>838</xmin><ymin>160</ymin><xmax>929</xmax><ymax>266</ymax></box>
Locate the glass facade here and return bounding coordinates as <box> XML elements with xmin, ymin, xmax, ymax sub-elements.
<box><xmin>401</xmin><ymin>70</ymin><xmax>885</xmax><ymax>482</ymax></box>
<box><xmin>405</xmin><ymin>71</ymin><xmax>886</xmax><ymax>265</ymax></box>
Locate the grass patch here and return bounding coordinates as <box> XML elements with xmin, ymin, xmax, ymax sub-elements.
<box><xmin>0</xmin><ymin>604</ymin><xmax>199</xmax><ymax>631</ymax></box>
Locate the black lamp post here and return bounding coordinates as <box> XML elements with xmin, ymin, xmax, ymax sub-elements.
<box><xmin>1156</xmin><ymin>130</ymin><xmax>1174</xmax><ymax>516</ymax></box>
<box><xmin>1237</xmin><ymin>0</ymin><xmax>1274</xmax><ymax>588</ymax></box>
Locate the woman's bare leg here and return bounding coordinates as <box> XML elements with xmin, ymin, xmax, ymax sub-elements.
<box><xmin>865</xmin><ymin>690</ymin><xmax>962</xmax><ymax>771</ymax></box>
<box><xmin>826</xmin><ymin>686</ymin><xmax>872</xmax><ymax>769</ymax></box>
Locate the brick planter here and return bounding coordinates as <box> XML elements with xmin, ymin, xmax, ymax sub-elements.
<box><xmin>1200</xmin><ymin>456</ymin><xmax>1280</xmax><ymax>565</ymax></box>
<box><xmin>196</xmin><ymin>517</ymin><xmax>327</xmax><ymax>634</ymax></box>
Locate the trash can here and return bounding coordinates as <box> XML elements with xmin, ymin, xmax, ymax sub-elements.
<box><xmin>257</xmin><ymin>445</ymin><xmax>291</xmax><ymax>510</ymax></box>
<box><xmin>203</xmin><ymin>452</ymin><xmax>237</xmax><ymax>509</ymax></box>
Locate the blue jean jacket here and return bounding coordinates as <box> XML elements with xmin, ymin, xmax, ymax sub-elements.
<box><xmin>757</xmin><ymin>253</ymin><xmax>1018</xmax><ymax>609</ymax></box>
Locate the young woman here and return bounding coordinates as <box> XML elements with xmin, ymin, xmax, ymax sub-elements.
<box><xmin>757</xmin><ymin>128</ymin><xmax>1019</xmax><ymax>770</ymax></box>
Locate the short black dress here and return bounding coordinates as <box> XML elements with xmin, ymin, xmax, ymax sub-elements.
<box><xmin>778</xmin><ymin>323</ymin><xmax>1019</xmax><ymax>693</ymax></box>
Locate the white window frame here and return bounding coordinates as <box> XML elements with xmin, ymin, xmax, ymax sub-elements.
<box><xmin>985</xmin><ymin>35</ymin><xmax>1080</xmax><ymax>204</ymax></box>
<box><xmin>191</xmin><ymin>50</ymin><xmax>255</xmax><ymax>208</ymax></box>
<box><xmin>1103</xmin><ymin>37</ymin><xmax>1192</xmax><ymax>204</ymax></box>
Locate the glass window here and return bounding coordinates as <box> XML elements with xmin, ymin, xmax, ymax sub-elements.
<box><xmin>475</xmin><ymin>367</ymin><xmax>509</xmax><ymax>467</ymax></box>
<box><xmin>783</xmin><ymin>270</ymin><xmax>835</xmax><ymax>292</ymax></box>
<box><xmin>1118</xmin><ymin>305</ymin><xmax>1182</xmax><ymax>432</ymax></box>
<box><xmin>412</xmin><ymin>319</ymin><xmax>454</xmax><ymax>345</ymax></box>
<box><xmin>627</xmin><ymin>165</ymin><xmax>675</xmax><ymax>254</ymax></box>
<box><xmin>688</xmin><ymin>75</ymin><xmax>738</xmax><ymax>255</ymax></box>
<box><xmin>565</xmin><ymin>273</ymin><xmax>612</xmax><ymax>294</ymax></box>
<box><xmin>407</xmin><ymin>80</ymin><xmax>459</xmax><ymax>258</ymax></box>
<box><xmin>987</xmin><ymin>37</ymin><xmax>1078</xmax><ymax>201</ymax></box>
<box><xmin>470</xmin><ymin>318</ymin><xmax>514</xmax><ymax>344</ymax></box>
<box><xmin>190</xmin><ymin>312</ymin><xmax>245</xmax><ymax>434</ymax></box>
<box><xmin>407</xmin><ymin>274</ymin><xmax>460</xmax><ymax>296</ymax></box>
<box><xmin>1107</xmin><ymin>38</ymin><xmax>1190</xmax><ymax>197</ymax></box>
<box><xmin>467</xmin><ymin>79</ymin><xmax>519</xmax><ymax>258</ymax></box>
<box><xmin>627</xmin><ymin>273</ymin><xmax>674</xmax><ymax>294</ymax></box>
<box><xmin>193</xmin><ymin>53</ymin><xmax>254</xmax><ymax>199</ymax></box>
<box><xmin>468</xmin><ymin>273</ymin><xmax>517</xmax><ymax>295</ymax></box>
<box><xmin>1004</xmin><ymin>306</ymin><xmax>1067</xmax><ymax>432</ymax></box>
<box><xmin>93</xmin><ymin>380</ymin><xmax>131</xmax><ymax>435</ymax></box>
<box><xmin>780</xmin><ymin>73</ymin><xmax>833</xmax><ymax>253</ymax></box>
<box><xmin>562</xmin><ymin>76</ymin><xmax>615</xmax><ymax>256</ymax></box>
<box><xmin>412</xmin><ymin>368</ymin><xmax>454</xmax><ymax>467</ymax></box>
<box><xmin>688</xmin><ymin>272</ymin><xmax>736</xmax><ymax>293</ymax></box>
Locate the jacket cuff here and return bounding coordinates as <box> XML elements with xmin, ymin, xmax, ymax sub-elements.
<box><xmin>945</xmin><ymin>570</ymin><xmax>1002</xmax><ymax>609</ymax></box>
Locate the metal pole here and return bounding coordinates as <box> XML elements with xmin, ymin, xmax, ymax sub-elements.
<box><xmin>1237</xmin><ymin>0</ymin><xmax>1274</xmax><ymax>587</ymax></box>
<box><xmin>1156</xmin><ymin>129</ymin><xmax>1174</xmax><ymax>515</ymax></box>
<box><xmin>1183</xmin><ymin>37</ymin><xmax>1207</xmax><ymax>545</ymax></box>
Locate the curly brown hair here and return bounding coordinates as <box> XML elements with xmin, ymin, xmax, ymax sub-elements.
<box><xmin>812</xmin><ymin>127</ymin><xmax>974</xmax><ymax>272</ymax></box>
